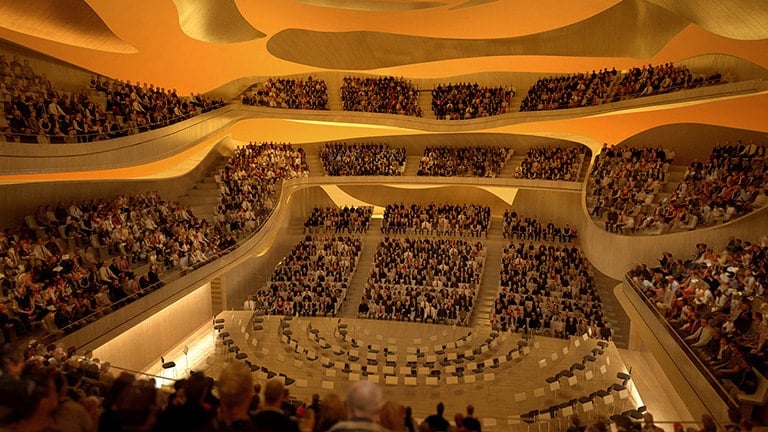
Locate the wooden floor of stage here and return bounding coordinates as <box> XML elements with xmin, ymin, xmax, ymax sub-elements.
<box><xmin>142</xmin><ymin>312</ymin><xmax>695</xmax><ymax>431</ymax></box>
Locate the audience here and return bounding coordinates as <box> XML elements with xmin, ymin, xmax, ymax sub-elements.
<box><xmin>381</xmin><ymin>203</ymin><xmax>491</xmax><ymax>238</ymax></box>
<box><xmin>514</xmin><ymin>146</ymin><xmax>587</xmax><ymax>181</ymax></box>
<box><xmin>359</xmin><ymin>236</ymin><xmax>484</xmax><ymax>325</ymax></box>
<box><xmin>653</xmin><ymin>142</ymin><xmax>768</xmax><ymax>231</ymax></box>
<box><xmin>520</xmin><ymin>63</ymin><xmax>723</xmax><ymax>112</ymax></box>
<box><xmin>588</xmin><ymin>144</ymin><xmax>672</xmax><ymax>234</ymax></box>
<box><xmin>216</xmin><ymin>141</ymin><xmax>309</xmax><ymax>236</ymax></box>
<box><xmin>610</xmin><ymin>63</ymin><xmax>721</xmax><ymax>102</ymax></box>
<box><xmin>520</xmin><ymin>69</ymin><xmax>617</xmax><ymax>112</ymax></box>
<box><xmin>341</xmin><ymin>76</ymin><xmax>422</xmax><ymax>117</ymax></box>
<box><xmin>320</xmin><ymin>142</ymin><xmax>406</xmax><ymax>176</ymax></box>
<box><xmin>242</xmin><ymin>76</ymin><xmax>328</xmax><ymax>110</ymax></box>
<box><xmin>431</xmin><ymin>83</ymin><xmax>515</xmax><ymax>120</ymax></box>
<box><xmin>629</xmin><ymin>235</ymin><xmax>768</xmax><ymax>392</ymax></box>
<box><xmin>591</xmin><ymin>141</ymin><xmax>767</xmax><ymax>235</ymax></box>
<box><xmin>502</xmin><ymin>211</ymin><xmax>577</xmax><ymax>243</ymax></box>
<box><xmin>1</xmin><ymin>53</ymin><xmax>223</xmax><ymax>143</ymax></box>
<box><xmin>0</xmin><ymin>192</ymin><xmax>236</xmax><ymax>337</ymax></box>
<box><xmin>417</xmin><ymin>146</ymin><xmax>511</xmax><ymax>178</ymax></box>
<box><xmin>253</xmin><ymin>235</ymin><xmax>362</xmax><ymax>317</ymax></box>
<box><xmin>303</xmin><ymin>206</ymin><xmax>373</xmax><ymax>234</ymax></box>
<box><xmin>0</xmin><ymin>341</ymin><xmax>729</xmax><ymax>432</ymax></box>
<box><xmin>493</xmin><ymin>242</ymin><xmax>606</xmax><ymax>338</ymax></box>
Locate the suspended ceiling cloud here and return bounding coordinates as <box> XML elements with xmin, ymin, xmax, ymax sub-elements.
<box><xmin>172</xmin><ymin>0</ymin><xmax>265</xmax><ymax>44</ymax></box>
<box><xmin>267</xmin><ymin>0</ymin><xmax>688</xmax><ymax>70</ymax></box>
<box><xmin>0</xmin><ymin>0</ymin><xmax>136</xmax><ymax>53</ymax></box>
<box><xmin>294</xmin><ymin>0</ymin><xmax>448</xmax><ymax>12</ymax></box>
<box><xmin>646</xmin><ymin>0</ymin><xmax>768</xmax><ymax>41</ymax></box>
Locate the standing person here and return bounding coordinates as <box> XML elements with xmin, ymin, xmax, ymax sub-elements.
<box><xmin>462</xmin><ymin>405</ymin><xmax>481</xmax><ymax>432</ymax></box>
<box><xmin>600</xmin><ymin>322</ymin><xmax>613</xmax><ymax>342</ymax></box>
<box><xmin>422</xmin><ymin>402</ymin><xmax>450</xmax><ymax>432</ymax></box>
<box><xmin>328</xmin><ymin>380</ymin><xmax>387</xmax><ymax>432</ymax></box>
<box><xmin>251</xmin><ymin>379</ymin><xmax>300</xmax><ymax>432</ymax></box>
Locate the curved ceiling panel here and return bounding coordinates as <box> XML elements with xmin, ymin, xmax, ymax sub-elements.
<box><xmin>267</xmin><ymin>0</ymin><xmax>688</xmax><ymax>69</ymax></box>
<box><xmin>646</xmin><ymin>0</ymin><xmax>768</xmax><ymax>40</ymax></box>
<box><xmin>294</xmin><ymin>0</ymin><xmax>447</xmax><ymax>12</ymax></box>
<box><xmin>172</xmin><ymin>0</ymin><xmax>265</xmax><ymax>44</ymax></box>
<box><xmin>450</xmin><ymin>0</ymin><xmax>499</xmax><ymax>10</ymax></box>
<box><xmin>0</xmin><ymin>0</ymin><xmax>135</xmax><ymax>53</ymax></box>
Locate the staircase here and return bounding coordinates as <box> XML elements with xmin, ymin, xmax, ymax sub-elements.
<box><xmin>301</xmin><ymin>148</ymin><xmax>326</xmax><ymax>177</ymax></box>
<box><xmin>468</xmin><ymin>219</ymin><xmax>506</xmax><ymax>328</ymax></box>
<box><xmin>499</xmin><ymin>154</ymin><xmax>525</xmax><ymax>177</ymax></box>
<box><xmin>402</xmin><ymin>156</ymin><xmax>422</xmax><ymax>176</ymax></box>
<box><xmin>211</xmin><ymin>277</ymin><xmax>224</xmax><ymax>313</ymax></box>
<box><xmin>176</xmin><ymin>158</ymin><xmax>227</xmax><ymax>223</ymax></box>
<box><xmin>338</xmin><ymin>219</ymin><xmax>383</xmax><ymax>318</ymax></box>
<box><xmin>593</xmin><ymin>270</ymin><xmax>629</xmax><ymax>349</ymax></box>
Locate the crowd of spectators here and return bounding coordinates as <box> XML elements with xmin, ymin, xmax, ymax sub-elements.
<box><xmin>0</xmin><ymin>192</ymin><xmax>236</xmax><ymax>340</ymax></box>
<box><xmin>380</xmin><ymin>203</ymin><xmax>491</xmax><ymax>238</ymax></box>
<box><xmin>417</xmin><ymin>146</ymin><xmax>511</xmax><ymax>178</ymax></box>
<box><xmin>430</xmin><ymin>82</ymin><xmax>515</xmax><ymax>120</ymax></box>
<box><xmin>514</xmin><ymin>145</ymin><xmax>587</xmax><ymax>181</ymax></box>
<box><xmin>241</xmin><ymin>76</ymin><xmax>329</xmax><ymax>110</ymax></box>
<box><xmin>629</xmin><ymin>235</ymin><xmax>768</xmax><ymax>399</ymax></box>
<box><xmin>319</xmin><ymin>142</ymin><xmax>406</xmax><ymax>176</ymax></box>
<box><xmin>502</xmin><ymin>211</ymin><xmax>577</xmax><ymax>243</ymax></box>
<box><xmin>519</xmin><ymin>69</ymin><xmax>617</xmax><ymax>112</ymax></box>
<box><xmin>610</xmin><ymin>63</ymin><xmax>720</xmax><ymax>102</ymax></box>
<box><xmin>251</xmin><ymin>235</ymin><xmax>362</xmax><ymax>317</ymax></box>
<box><xmin>359</xmin><ymin>237</ymin><xmax>484</xmax><ymax>325</ymax></box>
<box><xmin>0</xmin><ymin>340</ymin><xmax>741</xmax><ymax>432</ymax></box>
<box><xmin>216</xmin><ymin>141</ymin><xmax>309</xmax><ymax>236</ymax></box>
<box><xmin>340</xmin><ymin>76</ymin><xmax>422</xmax><ymax>117</ymax></box>
<box><xmin>492</xmin><ymin>242</ymin><xmax>607</xmax><ymax>340</ymax></box>
<box><xmin>650</xmin><ymin>142</ymin><xmax>768</xmax><ymax>231</ymax></box>
<box><xmin>520</xmin><ymin>63</ymin><xmax>723</xmax><ymax>112</ymax></box>
<box><xmin>591</xmin><ymin>142</ymin><xmax>768</xmax><ymax>235</ymax></box>
<box><xmin>303</xmin><ymin>206</ymin><xmax>373</xmax><ymax>234</ymax></box>
<box><xmin>588</xmin><ymin>144</ymin><xmax>672</xmax><ymax>235</ymax></box>
<box><xmin>1</xmin><ymin>52</ymin><xmax>224</xmax><ymax>144</ymax></box>
<box><xmin>91</xmin><ymin>75</ymin><xmax>223</xmax><ymax>137</ymax></box>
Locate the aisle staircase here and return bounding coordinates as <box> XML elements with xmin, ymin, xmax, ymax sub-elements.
<box><xmin>499</xmin><ymin>153</ymin><xmax>524</xmax><ymax>177</ymax></box>
<box><xmin>300</xmin><ymin>148</ymin><xmax>326</xmax><ymax>177</ymax></box>
<box><xmin>593</xmin><ymin>271</ymin><xmax>629</xmax><ymax>349</ymax></box>
<box><xmin>338</xmin><ymin>219</ymin><xmax>383</xmax><ymax>318</ymax></box>
<box><xmin>468</xmin><ymin>219</ymin><xmax>506</xmax><ymax>328</ymax></box>
<box><xmin>176</xmin><ymin>157</ymin><xmax>228</xmax><ymax>223</ymax></box>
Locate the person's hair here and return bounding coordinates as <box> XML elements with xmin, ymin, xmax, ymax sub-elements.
<box><xmin>218</xmin><ymin>362</ymin><xmax>253</xmax><ymax>409</ymax></box>
<box><xmin>263</xmin><ymin>378</ymin><xmax>285</xmax><ymax>406</ymax></box>
<box><xmin>114</xmin><ymin>379</ymin><xmax>157</xmax><ymax>428</ymax></box>
<box><xmin>315</xmin><ymin>392</ymin><xmax>346</xmax><ymax>431</ymax></box>
<box><xmin>436</xmin><ymin>402</ymin><xmax>444</xmax><ymax>415</ymax></box>
<box><xmin>466</xmin><ymin>405</ymin><xmax>474</xmax><ymax>416</ymax></box>
<box><xmin>380</xmin><ymin>400</ymin><xmax>405</xmax><ymax>431</ymax></box>
<box><xmin>347</xmin><ymin>380</ymin><xmax>382</xmax><ymax>420</ymax></box>
<box><xmin>184</xmin><ymin>371</ymin><xmax>207</xmax><ymax>404</ymax></box>
<box><xmin>0</xmin><ymin>365</ymin><xmax>57</xmax><ymax>424</ymax></box>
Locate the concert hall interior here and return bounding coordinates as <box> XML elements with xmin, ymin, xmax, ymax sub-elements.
<box><xmin>1</xmin><ymin>1</ymin><xmax>768</xmax><ymax>430</ymax></box>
